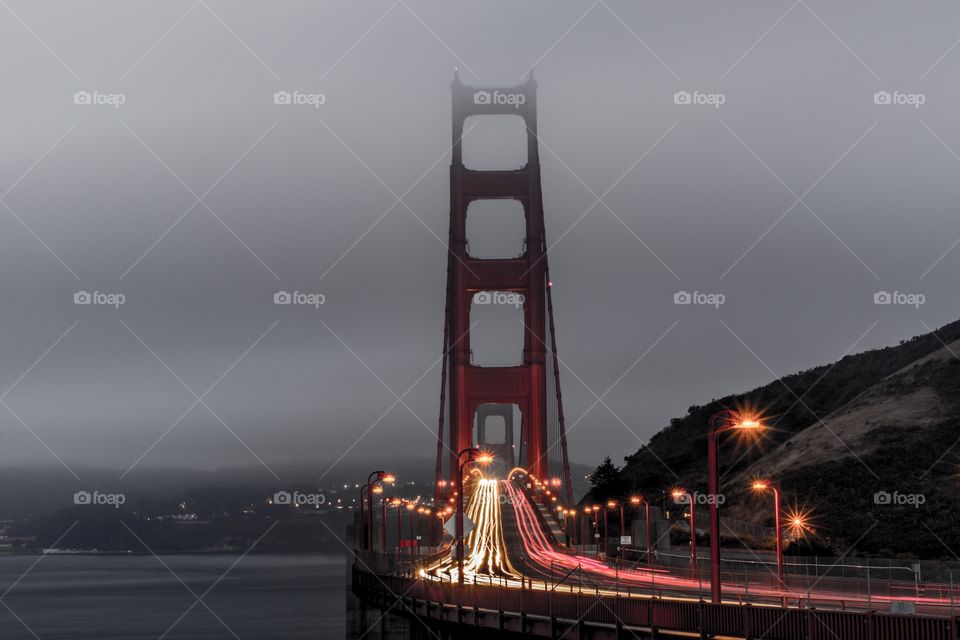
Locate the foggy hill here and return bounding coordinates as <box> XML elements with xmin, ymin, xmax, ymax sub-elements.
<box><xmin>606</xmin><ymin>319</ymin><xmax>960</xmax><ymax>558</ymax></box>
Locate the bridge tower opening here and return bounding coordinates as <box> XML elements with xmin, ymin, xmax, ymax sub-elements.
<box><xmin>435</xmin><ymin>71</ymin><xmax>574</xmax><ymax>502</ymax></box>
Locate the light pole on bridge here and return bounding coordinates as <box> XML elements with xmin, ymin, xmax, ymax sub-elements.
<box><xmin>672</xmin><ymin>488</ymin><xmax>697</xmax><ymax>576</ymax></box>
<box><xmin>359</xmin><ymin>470</ymin><xmax>394</xmax><ymax>551</ymax></box>
<box><xmin>629</xmin><ymin>495</ymin><xmax>653</xmax><ymax>565</ymax></box>
<box><xmin>751</xmin><ymin>478</ymin><xmax>784</xmax><ymax>587</ymax></box>
<box><xmin>707</xmin><ymin>409</ymin><xmax>766</xmax><ymax>603</ymax></box>
<box><xmin>606</xmin><ymin>500</ymin><xmax>624</xmax><ymax>566</ymax></box>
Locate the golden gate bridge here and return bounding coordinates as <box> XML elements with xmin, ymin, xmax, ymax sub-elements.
<box><xmin>350</xmin><ymin>74</ymin><xmax>957</xmax><ymax>640</ymax></box>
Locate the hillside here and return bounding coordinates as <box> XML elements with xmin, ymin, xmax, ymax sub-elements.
<box><xmin>600</xmin><ymin>319</ymin><xmax>960</xmax><ymax>559</ymax></box>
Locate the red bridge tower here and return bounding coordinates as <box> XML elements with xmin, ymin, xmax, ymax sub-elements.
<box><xmin>435</xmin><ymin>72</ymin><xmax>573</xmax><ymax>502</ymax></box>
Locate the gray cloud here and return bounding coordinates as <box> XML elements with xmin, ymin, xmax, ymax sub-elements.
<box><xmin>1</xmin><ymin>1</ymin><xmax>959</xmax><ymax>478</ymax></box>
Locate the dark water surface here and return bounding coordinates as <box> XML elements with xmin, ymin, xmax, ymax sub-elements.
<box><xmin>0</xmin><ymin>553</ymin><xmax>346</xmax><ymax>639</ymax></box>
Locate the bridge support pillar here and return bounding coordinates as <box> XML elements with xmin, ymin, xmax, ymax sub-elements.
<box><xmin>435</xmin><ymin>71</ymin><xmax>574</xmax><ymax>498</ymax></box>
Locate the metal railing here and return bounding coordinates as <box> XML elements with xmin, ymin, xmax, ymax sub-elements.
<box><xmin>353</xmin><ymin>565</ymin><xmax>959</xmax><ymax>640</ymax></box>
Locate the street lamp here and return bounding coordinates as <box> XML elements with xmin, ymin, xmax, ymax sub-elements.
<box><xmin>456</xmin><ymin>448</ymin><xmax>493</xmax><ymax>584</ymax></box>
<box><xmin>358</xmin><ymin>470</ymin><xmax>395</xmax><ymax>551</ymax></box>
<box><xmin>606</xmin><ymin>500</ymin><xmax>624</xmax><ymax>565</ymax></box>
<box><xmin>390</xmin><ymin>498</ymin><xmax>404</xmax><ymax>559</ymax></box>
<box><xmin>380</xmin><ymin>495</ymin><xmax>389</xmax><ymax>554</ymax></box>
<box><xmin>630</xmin><ymin>495</ymin><xmax>653</xmax><ymax>564</ymax></box>
<box><xmin>672</xmin><ymin>488</ymin><xmax>696</xmax><ymax>574</ymax></box>
<box><xmin>591</xmin><ymin>506</ymin><xmax>601</xmax><ymax>560</ymax></box>
<box><xmin>751</xmin><ymin>478</ymin><xmax>783</xmax><ymax>586</ymax></box>
<box><xmin>707</xmin><ymin>409</ymin><xmax>765</xmax><ymax>602</ymax></box>
<box><xmin>405</xmin><ymin>502</ymin><xmax>417</xmax><ymax>558</ymax></box>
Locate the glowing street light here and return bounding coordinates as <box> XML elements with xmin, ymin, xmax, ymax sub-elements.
<box><xmin>784</xmin><ymin>507</ymin><xmax>813</xmax><ymax>539</ymax></box>
<box><xmin>606</xmin><ymin>500</ymin><xmax>624</xmax><ymax>566</ymax></box>
<box><xmin>590</xmin><ymin>505</ymin><xmax>601</xmax><ymax>560</ymax></box>
<box><xmin>359</xmin><ymin>470</ymin><xmax>396</xmax><ymax>551</ymax></box>
<box><xmin>672</xmin><ymin>488</ymin><xmax>697</xmax><ymax>573</ymax></box>
<box><xmin>751</xmin><ymin>478</ymin><xmax>783</xmax><ymax>585</ymax></box>
<box><xmin>707</xmin><ymin>408</ymin><xmax>766</xmax><ymax>602</ymax></box>
<box><xmin>629</xmin><ymin>495</ymin><xmax>653</xmax><ymax>564</ymax></box>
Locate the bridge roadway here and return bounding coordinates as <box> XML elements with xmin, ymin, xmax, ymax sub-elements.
<box><xmin>498</xmin><ymin>479</ymin><xmax>954</xmax><ymax>617</ymax></box>
<box><xmin>352</xmin><ymin>477</ymin><xmax>960</xmax><ymax>639</ymax></box>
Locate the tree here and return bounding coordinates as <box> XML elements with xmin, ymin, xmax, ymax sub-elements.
<box><xmin>588</xmin><ymin>456</ymin><xmax>626</xmax><ymax>502</ymax></box>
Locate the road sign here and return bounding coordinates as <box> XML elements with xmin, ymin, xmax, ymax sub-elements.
<box><xmin>444</xmin><ymin>514</ymin><xmax>474</xmax><ymax>538</ymax></box>
<box><xmin>890</xmin><ymin>601</ymin><xmax>916</xmax><ymax>614</ymax></box>
<box><xmin>620</xmin><ymin>535</ymin><xmax>632</xmax><ymax>545</ymax></box>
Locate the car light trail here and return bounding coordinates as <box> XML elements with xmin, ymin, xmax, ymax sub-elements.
<box><xmin>424</xmin><ymin>477</ymin><xmax>521</xmax><ymax>583</ymax></box>
<box><xmin>414</xmin><ymin>478</ymin><xmax>957</xmax><ymax>614</ymax></box>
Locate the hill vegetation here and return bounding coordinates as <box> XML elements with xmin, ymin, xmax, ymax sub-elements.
<box><xmin>587</xmin><ymin>320</ymin><xmax>960</xmax><ymax>559</ymax></box>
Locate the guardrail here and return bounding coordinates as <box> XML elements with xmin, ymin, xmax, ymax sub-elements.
<box><xmin>352</xmin><ymin>565</ymin><xmax>959</xmax><ymax>640</ymax></box>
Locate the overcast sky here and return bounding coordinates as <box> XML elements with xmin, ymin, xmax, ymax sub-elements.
<box><xmin>1</xmin><ymin>1</ymin><xmax>959</xmax><ymax>483</ymax></box>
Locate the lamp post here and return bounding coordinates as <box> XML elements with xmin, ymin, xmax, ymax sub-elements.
<box><xmin>590</xmin><ymin>506</ymin><xmax>600</xmax><ymax>560</ymax></box>
<box><xmin>629</xmin><ymin>495</ymin><xmax>653</xmax><ymax>564</ymax></box>
<box><xmin>602</xmin><ymin>506</ymin><xmax>609</xmax><ymax>560</ymax></box>
<box><xmin>672</xmin><ymin>488</ymin><xmax>696</xmax><ymax>574</ymax></box>
<box><xmin>416</xmin><ymin>507</ymin><xmax>423</xmax><ymax>551</ymax></box>
<box><xmin>579</xmin><ymin>508</ymin><xmax>587</xmax><ymax>555</ymax></box>
<box><xmin>607</xmin><ymin>500</ymin><xmax>624</xmax><ymax>566</ymax></box>
<box><xmin>392</xmin><ymin>499</ymin><xmax>403</xmax><ymax>560</ymax></box>
<box><xmin>751</xmin><ymin>479</ymin><xmax>784</xmax><ymax>587</ymax></box>
<box><xmin>380</xmin><ymin>496</ymin><xmax>388</xmax><ymax>554</ymax></box>
<box><xmin>708</xmin><ymin>409</ymin><xmax>765</xmax><ymax>603</ymax></box>
<box><xmin>435</xmin><ymin>511</ymin><xmax>445</xmax><ymax>548</ymax></box>
<box><xmin>455</xmin><ymin>448</ymin><xmax>494</xmax><ymax>585</ymax></box>
<box><xmin>406</xmin><ymin>502</ymin><xmax>417</xmax><ymax>558</ymax></box>
<box><xmin>359</xmin><ymin>471</ymin><xmax>395</xmax><ymax>551</ymax></box>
